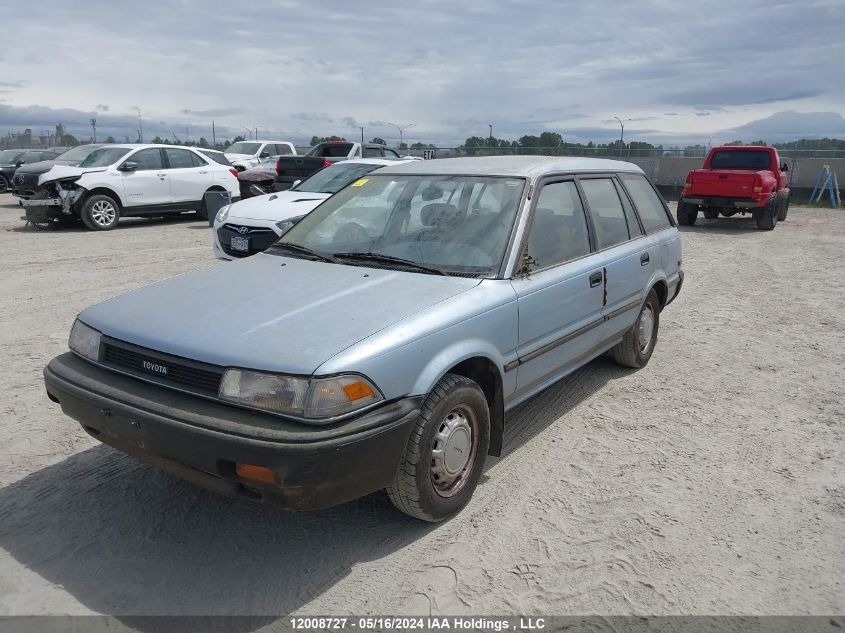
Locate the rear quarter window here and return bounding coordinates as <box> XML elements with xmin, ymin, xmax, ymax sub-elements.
<box><xmin>620</xmin><ymin>174</ymin><xmax>672</xmax><ymax>233</ymax></box>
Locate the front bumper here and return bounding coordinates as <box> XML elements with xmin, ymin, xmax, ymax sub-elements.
<box><xmin>44</xmin><ymin>352</ymin><xmax>421</xmax><ymax>511</ymax></box>
<box><xmin>214</xmin><ymin>218</ymin><xmax>282</xmax><ymax>259</ymax></box>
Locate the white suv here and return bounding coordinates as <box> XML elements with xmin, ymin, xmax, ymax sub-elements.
<box><xmin>224</xmin><ymin>140</ymin><xmax>297</xmax><ymax>171</ymax></box>
<box><xmin>25</xmin><ymin>144</ymin><xmax>240</xmax><ymax>230</ymax></box>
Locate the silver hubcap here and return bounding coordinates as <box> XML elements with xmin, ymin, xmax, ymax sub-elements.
<box><xmin>638</xmin><ymin>303</ymin><xmax>655</xmax><ymax>354</ymax></box>
<box><xmin>91</xmin><ymin>200</ymin><xmax>116</xmax><ymax>226</ymax></box>
<box><xmin>431</xmin><ymin>407</ymin><xmax>476</xmax><ymax>497</ymax></box>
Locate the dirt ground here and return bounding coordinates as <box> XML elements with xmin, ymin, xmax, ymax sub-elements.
<box><xmin>0</xmin><ymin>193</ymin><xmax>842</xmax><ymax>618</ymax></box>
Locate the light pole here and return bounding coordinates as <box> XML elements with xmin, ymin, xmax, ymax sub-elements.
<box><xmin>613</xmin><ymin>116</ymin><xmax>625</xmax><ymax>157</ymax></box>
<box><xmin>388</xmin><ymin>122</ymin><xmax>414</xmax><ymax>149</ymax></box>
<box><xmin>360</xmin><ymin>126</ymin><xmax>364</xmax><ymax>144</ymax></box>
<box><xmin>90</xmin><ymin>118</ymin><xmax>97</xmax><ymax>143</ymax></box>
<box><xmin>240</xmin><ymin>126</ymin><xmax>252</xmax><ymax>140</ymax></box>
<box><xmin>488</xmin><ymin>124</ymin><xmax>493</xmax><ymax>139</ymax></box>
<box><xmin>134</xmin><ymin>107</ymin><xmax>143</xmax><ymax>143</ymax></box>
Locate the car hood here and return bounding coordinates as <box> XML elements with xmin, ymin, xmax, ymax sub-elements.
<box><xmin>79</xmin><ymin>254</ymin><xmax>481</xmax><ymax>375</ymax></box>
<box><xmin>14</xmin><ymin>159</ymin><xmax>79</xmax><ymax>175</ymax></box>
<box><xmin>226</xmin><ymin>190</ymin><xmax>330</xmax><ymax>222</ymax></box>
<box><xmin>38</xmin><ymin>164</ymin><xmax>108</xmax><ymax>185</ymax></box>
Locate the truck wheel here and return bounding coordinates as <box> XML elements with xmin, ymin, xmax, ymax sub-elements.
<box><xmin>777</xmin><ymin>195</ymin><xmax>789</xmax><ymax>221</ymax></box>
<box><xmin>387</xmin><ymin>373</ymin><xmax>490</xmax><ymax>522</ymax></box>
<box><xmin>0</xmin><ymin>175</ymin><xmax>8</xmax><ymax>193</ymax></box>
<box><xmin>612</xmin><ymin>289</ymin><xmax>660</xmax><ymax>369</ymax></box>
<box><xmin>676</xmin><ymin>199</ymin><xmax>698</xmax><ymax>226</ymax></box>
<box><xmin>755</xmin><ymin>196</ymin><xmax>778</xmax><ymax>231</ymax></box>
<box><xmin>81</xmin><ymin>194</ymin><xmax>120</xmax><ymax>231</ymax></box>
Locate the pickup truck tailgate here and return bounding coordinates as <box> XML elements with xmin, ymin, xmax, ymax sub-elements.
<box><xmin>275</xmin><ymin>157</ymin><xmax>327</xmax><ymax>190</ymax></box>
<box><xmin>689</xmin><ymin>170</ymin><xmax>757</xmax><ymax>198</ymax></box>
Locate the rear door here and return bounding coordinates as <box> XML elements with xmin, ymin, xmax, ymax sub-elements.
<box><xmin>120</xmin><ymin>148</ymin><xmax>171</xmax><ymax>212</ymax></box>
<box><xmin>578</xmin><ymin>176</ymin><xmax>651</xmax><ymax>339</ymax></box>
<box><xmin>511</xmin><ymin>178</ymin><xmax>606</xmax><ymax>395</ymax></box>
<box><xmin>164</xmin><ymin>148</ymin><xmax>212</xmax><ymax>210</ymax></box>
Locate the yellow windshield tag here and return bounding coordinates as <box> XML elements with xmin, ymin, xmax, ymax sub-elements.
<box><xmin>351</xmin><ymin>178</ymin><xmax>369</xmax><ymax>187</ymax></box>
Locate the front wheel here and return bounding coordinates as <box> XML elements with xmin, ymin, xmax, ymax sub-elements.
<box><xmin>777</xmin><ymin>195</ymin><xmax>789</xmax><ymax>221</ymax></box>
<box><xmin>80</xmin><ymin>194</ymin><xmax>120</xmax><ymax>230</ymax></box>
<box><xmin>387</xmin><ymin>373</ymin><xmax>490</xmax><ymax>522</ymax></box>
<box><xmin>612</xmin><ymin>289</ymin><xmax>660</xmax><ymax>369</ymax></box>
<box><xmin>676</xmin><ymin>199</ymin><xmax>698</xmax><ymax>226</ymax></box>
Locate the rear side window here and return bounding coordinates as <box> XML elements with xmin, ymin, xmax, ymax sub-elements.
<box><xmin>131</xmin><ymin>148</ymin><xmax>164</xmax><ymax>170</ymax></box>
<box><xmin>275</xmin><ymin>144</ymin><xmax>293</xmax><ymax>156</ymax></box>
<box><xmin>710</xmin><ymin>150</ymin><xmax>771</xmax><ymax>169</ymax></box>
<box><xmin>526</xmin><ymin>181</ymin><xmax>591</xmax><ymax>271</ymax></box>
<box><xmin>164</xmin><ymin>148</ymin><xmax>197</xmax><ymax>169</ymax></box>
<box><xmin>199</xmin><ymin>150</ymin><xmax>231</xmax><ymax>165</ymax></box>
<box><xmin>580</xmin><ymin>178</ymin><xmax>630</xmax><ymax>250</ymax></box>
<box><xmin>621</xmin><ymin>174</ymin><xmax>672</xmax><ymax>233</ymax></box>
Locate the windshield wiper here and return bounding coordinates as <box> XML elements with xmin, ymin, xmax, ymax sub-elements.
<box><xmin>270</xmin><ymin>242</ymin><xmax>338</xmax><ymax>263</ymax></box>
<box><xmin>333</xmin><ymin>251</ymin><xmax>446</xmax><ymax>275</ymax></box>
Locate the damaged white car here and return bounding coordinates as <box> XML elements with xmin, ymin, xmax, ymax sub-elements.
<box><xmin>23</xmin><ymin>144</ymin><xmax>240</xmax><ymax>230</ymax></box>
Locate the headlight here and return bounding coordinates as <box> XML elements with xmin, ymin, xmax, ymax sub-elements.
<box><xmin>218</xmin><ymin>369</ymin><xmax>382</xmax><ymax>420</ymax></box>
<box><xmin>69</xmin><ymin>319</ymin><xmax>101</xmax><ymax>361</ymax></box>
<box><xmin>275</xmin><ymin>215</ymin><xmax>303</xmax><ymax>235</ymax></box>
<box><xmin>216</xmin><ymin>204</ymin><xmax>231</xmax><ymax>224</ymax></box>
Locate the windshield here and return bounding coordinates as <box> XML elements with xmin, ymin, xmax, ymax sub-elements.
<box><xmin>78</xmin><ymin>147</ymin><xmax>132</xmax><ymax>168</ymax></box>
<box><xmin>226</xmin><ymin>142</ymin><xmax>260</xmax><ymax>155</ymax></box>
<box><xmin>294</xmin><ymin>162</ymin><xmax>382</xmax><ymax>194</ymax></box>
<box><xmin>276</xmin><ymin>174</ymin><xmax>525</xmax><ymax>276</ymax></box>
<box><xmin>0</xmin><ymin>150</ymin><xmax>23</xmax><ymax>164</ymax></box>
<box><xmin>55</xmin><ymin>145</ymin><xmax>104</xmax><ymax>162</ymax></box>
<box><xmin>710</xmin><ymin>150</ymin><xmax>771</xmax><ymax>170</ymax></box>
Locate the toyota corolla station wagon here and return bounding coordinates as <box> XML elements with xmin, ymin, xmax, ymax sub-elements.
<box><xmin>44</xmin><ymin>156</ymin><xmax>683</xmax><ymax>521</ymax></box>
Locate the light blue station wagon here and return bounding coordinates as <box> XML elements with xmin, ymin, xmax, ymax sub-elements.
<box><xmin>45</xmin><ymin>156</ymin><xmax>683</xmax><ymax>521</ymax></box>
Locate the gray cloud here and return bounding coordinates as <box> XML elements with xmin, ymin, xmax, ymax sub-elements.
<box><xmin>720</xmin><ymin>111</ymin><xmax>845</xmax><ymax>142</ymax></box>
<box><xmin>0</xmin><ymin>0</ymin><xmax>842</xmax><ymax>145</ymax></box>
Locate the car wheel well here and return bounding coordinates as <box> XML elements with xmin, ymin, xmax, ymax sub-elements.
<box><xmin>444</xmin><ymin>356</ymin><xmax>504</xmax><ymax>457</ymax></box>
<box><xmin>78</xmin><ymin>187</ymin><xmax>122</xmax><ymax>211</ymax></box>
<box><xmin>652</xmin><ymin>280</ymin><xmax>668</xmax><ymax>310</ymax></box>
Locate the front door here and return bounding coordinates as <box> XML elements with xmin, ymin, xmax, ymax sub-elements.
<box><xmin>120</xmin><ymin>148</ymin><xmax>171</xmax><ymax>212</ymax></box>
<box><xmin>511</xmin><ymin>179</ymin><xmax>606</xmax><ymax>396</ymax></box>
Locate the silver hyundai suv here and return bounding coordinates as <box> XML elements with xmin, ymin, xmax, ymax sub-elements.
<box><xmin>44</xmin><ymin>156</ymin><xmax>683</xmax><ymax>522</ymax></box>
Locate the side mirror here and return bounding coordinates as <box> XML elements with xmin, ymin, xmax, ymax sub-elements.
<box><xmin>15</xmin><ymin>161</ymin><xmax>22</xmax><ymax>168</ymax></box>
<box><xmin>119</xmin><ymin>161</ymin><xmax>139</xmax><ymax>171</ymax></box>
<box><xmin>781</xmin><ymin>162</ymin><xmax>789</xmax><ymax>172</ymax></box>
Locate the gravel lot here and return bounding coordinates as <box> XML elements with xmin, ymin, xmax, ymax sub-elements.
<box><xmin>0</xmin><ymin>193</ymin><xmax>842</xmax><ymax>618</ymax></box>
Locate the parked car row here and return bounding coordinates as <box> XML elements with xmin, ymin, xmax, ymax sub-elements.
<box><xmin>42</xmin><ymin>155</ymin><xmax>683</xmax><ymax>522</ymax></box>
<box><xmin>0</xmin><ymin>148</ymin><xmax>64</xmax><ymax>194</ymax></box>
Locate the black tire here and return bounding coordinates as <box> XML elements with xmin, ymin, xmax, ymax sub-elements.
<box><xmin>387</xmin><ymin>373</ymin><xmax>490</xmax><ymax>522</ymax></box>
<box><xmin>0</xmin><ymin>175</ymin><xmax>8</xmax><ymax>194</ymax></box>
<box><xmin>197</xmin><ymin>196</ymin><xmax>209</xmax><ymax>221</ymax></box>
<box><xmin>80</xmin><ymin>194</ymin><xmax>120</xmax><ymax>230</ymax></box>
<box><xmin>777</xmin><ymin>194</ymin><xmax>789</xmax><ymax>221</ymax></box>
<box><xmin>755</xmin><ymin>196</ymin><xmax>777</xmax><ymax>231</ymax></box>
<box><xmin>612</xmin><ymin>289</ymin><xmax>660</xmax><ymax>369</ymax></box>
<box><xmin>703</xmin><ymin>208</ymin><xmax>718</xmax><ymax>220</ymax></box>
<box><xmin>676</xmin><ymin>199</ymin><xmax>698</xmax><ymax>226</ymax></box>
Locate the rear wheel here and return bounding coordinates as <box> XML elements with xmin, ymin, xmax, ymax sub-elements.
<box><xmin>387</xmin><ymin>373</ymin><xmax>490</xmax><ymax>522</ymax></box>
<box><xmin>612</xmin><ymin>289</ymin><xmax>660</xmax><ymax>369</ymax></box>
<box><xmin>676</xmin><ymin>199</ymin><xmax>698</xmax><ymax>226</ymax></box>
<box><xmin>80</xmin><ymin>194</ymin><xmax>120</xmax><ymax>230</ymax></box>
<box><xmin>755</xmin><ymin>196</ymin><xmax>778</xmax><ymax>231</ymax></box>
<box><xmin>0</xmin><ymin>175</ymin><xmax>8</xmax><ymax>193</ymax></box>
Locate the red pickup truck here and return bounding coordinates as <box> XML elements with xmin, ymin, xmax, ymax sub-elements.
<box><xmin>677</xmin><ymin>146</ymin><xmax>790</xmax><ymax>230</ymax></box>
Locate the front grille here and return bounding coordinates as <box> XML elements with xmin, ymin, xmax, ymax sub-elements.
<box><xmin>218</xmin><ymin>224</ymin><xmax>279</xmax><ymax>257</ymax></box>
<box><xmin>102</xmin><ymin>340</ymin><xmax>224</xmax><ymax>394</ymax></box>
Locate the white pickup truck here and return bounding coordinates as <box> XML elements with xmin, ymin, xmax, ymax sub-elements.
<box><xmin>224</xmin><ymin>140</ymin><xmax>297</xmax><ymax>171</ymax></box>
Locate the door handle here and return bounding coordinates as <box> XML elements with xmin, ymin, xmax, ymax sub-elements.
<box><xmin>640</xmin><ymin>252</ymin><xmax>650</xmax><ymax>266</ymax></box>
<box><xmin>198</xmin><ymin>170</ymin><xmax>208</xmax><ymax>174</ymax></box>
<box><xmin>589</xmin><ymin>271</ymin><xmax>603</xmax><ymax>287</ymax></box>
<box><xmin>156</xmin><ymin>172</ymin><xmax>167</xmax><ymax>178</ymax></box>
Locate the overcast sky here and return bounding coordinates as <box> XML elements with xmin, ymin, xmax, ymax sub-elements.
<box><xmin>1</xmin><ymin>0</ymin><xmax>843</xmax><ymax>147</ymax></box>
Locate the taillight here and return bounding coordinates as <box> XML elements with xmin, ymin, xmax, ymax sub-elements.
<box><xmin>229</xmin><ymin>168</ymin><xmax>238</xmax><ymax>178</ymax></box>
<box><xmin>683</xmin><ymin>173</ymin><xmax>693</xmax><ymax>190</ymax></box>
<box><xmin>752</xmin><ymin>175</ymin><xmax>763</xmax><ymax>194</ymax></box>
<box><xmin>322</xmin><ymin>160</ymin><xmax>331</xmax><ymax>168</ymax></box>
<box><xmin>275</xmin><ymin>158</ymin><xmax>281</xmax><ymax>176</ymax></box>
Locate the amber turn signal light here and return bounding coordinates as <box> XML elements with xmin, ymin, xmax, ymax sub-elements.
<box><xmin>342</xmin><ymin>381</ymin><xmax>376</xmax><ymax>401</ymax></box>
<box><xmin>236</xmin><ymin>463</ymin><xmax>275</xmax><ymax>483</ymax></box>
